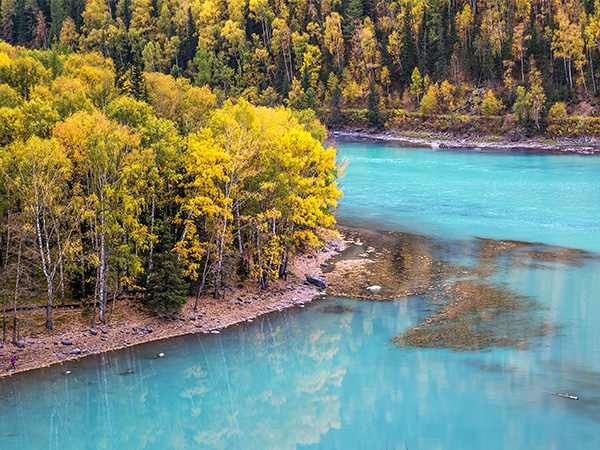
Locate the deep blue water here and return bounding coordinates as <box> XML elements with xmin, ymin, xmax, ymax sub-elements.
<box><xmin>1</xmin><ymin>139</ymin><xmax>599</xmax><ymax>449</ymax></box>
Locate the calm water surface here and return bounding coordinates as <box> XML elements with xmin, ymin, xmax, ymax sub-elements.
<box><xmin>1</xmin><ymin>139</ymin><xmax>599</xmax><ymax>449</ymax></box>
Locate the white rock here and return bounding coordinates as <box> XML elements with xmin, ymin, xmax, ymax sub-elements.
<box><xmin>366</xmin><ymin>285</ymin><xmax>382</xmax><ymax>291</ymax></box>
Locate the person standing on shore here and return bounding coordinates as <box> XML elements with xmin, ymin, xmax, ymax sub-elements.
<box><xmin>10</xmin><ymin>356</ymin><xmax>16</xmax><ymax>370</ymax></box>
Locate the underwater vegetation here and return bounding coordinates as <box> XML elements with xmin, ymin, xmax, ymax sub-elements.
<box><xmin>327</xmin><ymin>228</ymin><xmax>582</xmax><ymax>351</ymax></box>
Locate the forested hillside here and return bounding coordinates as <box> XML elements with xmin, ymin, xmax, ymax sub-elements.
<box><xmin>2</xmin><ymin>0</ymin><xmax>600</xmax><ymax>339</ymax></box>
<box><xmin>0</xmin><ymin>41</ymin><xmax>341</xmax><ymax>337</ymax></box>
<box><xmin>2</xmin><ymin>0</ymin><xmax>600</xmax><ymax>132</ymax></box>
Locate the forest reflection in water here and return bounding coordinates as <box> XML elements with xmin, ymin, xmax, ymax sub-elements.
<box><xmin>0</xmin><ymin>307</ymin><xmax>354</xmax><ymax>450</ymax></box>
<box><xmin>329</xmin><ymin>226</ymin><xmax>598</xmax><ymax>351</ymax></box>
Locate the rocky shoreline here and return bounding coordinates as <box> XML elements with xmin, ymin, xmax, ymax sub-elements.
<box><xmin>0</xmin><ymin>234</ymin><xmax>346</xmax><ymax>379</ymax></box>
<box><xmin>332</xmin><ymin>130</ymin><xmax>600</xmax><ymax>155</ymax></box>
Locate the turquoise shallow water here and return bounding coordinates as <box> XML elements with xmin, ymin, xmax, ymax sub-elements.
<box><xmin>1</xmin><ymin>139</ymin><xmax>600</xmax><ymax>449</ymax></box>
<box><xmin>336</xmin><ymin>139</ymin><xmax>600</xmax><ymax>253</ymax></box>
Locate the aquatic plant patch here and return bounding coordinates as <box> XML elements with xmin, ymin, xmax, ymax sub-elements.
<box><xmin>393</xmin><ymin>280</ymin><xmax>560</xmax><ymax>351</ymax></box>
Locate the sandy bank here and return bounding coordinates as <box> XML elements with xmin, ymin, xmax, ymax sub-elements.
<box><xmin>333</xmin><ymin>130</ymin><xmax>600</xmax><ymax>155</ymax></box>
<box><xmin>1</xmin><ymin>234</ymin><xmax>346</xmax><ymax>378</ymax></box>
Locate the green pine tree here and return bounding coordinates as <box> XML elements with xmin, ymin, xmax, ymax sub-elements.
<box><xmin>144</xmin><ymin>250</ymin><xmax>189</xmax><ymax>318</ymax></box>
<box><xmin>366</xmin><ymin>82</ymin><xmax>382</xmax><ymax>128</ymax></box>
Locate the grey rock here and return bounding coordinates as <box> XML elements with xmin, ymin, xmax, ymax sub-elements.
<box><xmin>15</xmin><ymin>340</ymin><xmax>25</xmax><ymax>348</ymax></box>
<box><xmin>90</xmin><ymin>329</ymin><xmax>98</xmax><ymax>336</ymax></box>
<box><xmin>62</xmin><ymin>339</ymin><xmax>73</xmax><ymax>345</ymax></box>
<box><xmin>27</xmin><ymin>339</ymin><xmax>35</xmax><ymax>344</ymax></box>
<box><xmin>320</xmin><ymin>263</ymin><xmax>329</xmax><ymax>268</ymax></box>
<box><xmin>70</xmin><ymin>348</ymin><xmax>82</xmax><ymax>355</ymax></box>
<box><xmin>305</xmin><ymin>274</ymin><xmax>327</xmax><ymax>289</ymax></box>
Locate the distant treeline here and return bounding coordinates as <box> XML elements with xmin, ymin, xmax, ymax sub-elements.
<box><xmin>2</xmin><ymin>0</ymin><xmax>600</xmax><ymax>130</ymax></box>
<box><xmin>0</xmin><ymin>42</ymin><xmax>341</xmax><ymax>337</ymax></box>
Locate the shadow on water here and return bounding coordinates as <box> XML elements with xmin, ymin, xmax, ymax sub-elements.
<box><xmin>319</xmin><ymin>304</ymin><xmax>354</xmax><ymax>314</ymax></box>
<box><xmin>326</xmin><ymin>225</ymin><xmax>587</xmax><ymax>351</ymax></box>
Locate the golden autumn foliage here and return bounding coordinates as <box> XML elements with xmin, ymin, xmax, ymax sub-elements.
<box><xmin>176</xmin><ymin>99</ymin><xmax>341</xmax><ymax>298</ymax></box>
<box><xmin>3</xmin><ymin>0</ymin><xmax>600</xmax><ymax>137</ymax></box>
<box><xmin>0</xmin><ymin>43</ymin><xmax>342</xmax><ymax>328</ymax></box>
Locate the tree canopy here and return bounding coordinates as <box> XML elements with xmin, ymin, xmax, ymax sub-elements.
<box><xmin>0</xmin><ymin>41</ymin><xmax>341</xmax><ymax>333</ymax></box>
<box><xmin>2</xmin><ymin>0</ymin><xmax>600</xmax><ymax>125</ymax></box>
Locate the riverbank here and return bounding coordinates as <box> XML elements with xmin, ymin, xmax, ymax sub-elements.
<box><xmin>0</xmin><ymin>233</ymin><xmax>346</xmax><ymax>378</ymax></box>
<box><xmin>332</xmin><ymin>130</ymin><xmax>600</xmax><ymax>155</ymax></box>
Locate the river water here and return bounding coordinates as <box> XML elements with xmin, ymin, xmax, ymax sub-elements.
<box><xmin>1</xmin><ymin>138</ymin><xmax>599</xmax><ymax>449</ymax></box>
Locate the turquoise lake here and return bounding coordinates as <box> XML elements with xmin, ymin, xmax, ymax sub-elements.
<box><xmin>1</xmin><ymin>139</ymin><xmax>599</xmax><ymax>449</ymax></box>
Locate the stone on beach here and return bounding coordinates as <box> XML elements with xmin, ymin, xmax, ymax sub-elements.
<box><xmin>305</xmin><ymin>274</ymin><xmax>327</xmax><ymax>289</ymax></box>
<box><xmin>366</xmin><ymin>285</ymin><xmax>382</xmax><ymax>291</ymax></box>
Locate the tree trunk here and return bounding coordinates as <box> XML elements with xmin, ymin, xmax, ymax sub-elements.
<box><xmin>80</xmin><ymin>223</ymin><xmax>87</xmax><ymax>305</ymax></box>
<box><xmin>98</xmin><ymin>206</ymin><xmax>107</xmax><ymax>324</ymax></box>
<box><xmin>1</xmin><ymin>211</ymin><xmax>10</xmax><ymax>341</ymax></box>
<box><xmin>580</xmin><ymin>63</ymin><xmax>589</xmax><ymax>97</ymax></box>
<box><xmin>12</xmin><ymin>237</ymin><xmax>22</xmax><ymax>343</ymax></box>
<box><xmin>56</xmin><ymin>221</ymin><xmax>65</xmax><ymax>306</ymax></box>
<box><xmin>520</xmin><ymin>49</ymin><xmax>524</xmax><ymax>83</ymax></box>
<box><xmin>177</xmin><ymin>207</ymin><xmax>195</xmax><ymax>261</ymax></box>
<box><xmin>214</xmin><ymin>216</ymin><xmax>228</xmax><ymax>300</ymax></box>
<box><xmin>235</xmin><ymin>201</ymin><xmax>243</xmax><ymax>256</ymax></box>
<box><xmin>33</xmin><ymin>197</ymin><xmax>54</xmax><ymax>330</ymax></box>
<box><xmin>568</xmin><ymin>58</ymin><xmax>573</xmax><ymax>92</ymax></box>
<box><xmin>146</xmin><ymin>186</ymin><xmax>156</xmax><ymax>289</ymax></box>
<box><xmin>194</xmin><ymin>245</ymin><xmax>212</xmax><ymax>311</ymax></box>
<box><xmin>589</xmin><ymin>47</ymin><xmax>597</xmax><ymax>94</ymax></box>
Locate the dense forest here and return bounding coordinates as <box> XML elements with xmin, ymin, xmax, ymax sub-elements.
<box><xmin>0</xmin><ymin>40</ymin><xmax>342</xmax><ymax>338</ymax></box>
<box><xmin>1</xmin><ymin>0</ymin><xmax>599</xmax><ymax>339</ymax></box>
<box><xmin>3</xmin><ymin>0</ymin><xmax>600</xmax><ymax>133</ymax></box>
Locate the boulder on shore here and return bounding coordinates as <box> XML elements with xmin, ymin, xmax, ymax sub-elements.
<box><xmin>306</xmin><ymin>274</ymin><xmax>327</xmax><ymax>289</ymax></box>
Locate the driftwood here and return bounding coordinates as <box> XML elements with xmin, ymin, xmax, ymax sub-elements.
<box><xmin>548</xmin><ymin>392</ymin><xmax>579</xmax><ymax>400</ymax></box>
